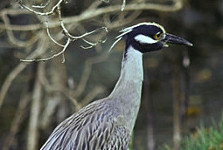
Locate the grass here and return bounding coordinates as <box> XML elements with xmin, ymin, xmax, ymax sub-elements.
<box><xmin>164</xmin><ymin>115</ymin><xmax>223</xmax><ymax>150</ymax></box>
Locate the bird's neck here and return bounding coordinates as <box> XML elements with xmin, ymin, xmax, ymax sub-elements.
<box><xmin>109</xmin><ymin>45</ymin><xmax>143</xmax><ymax>132</ymax></box>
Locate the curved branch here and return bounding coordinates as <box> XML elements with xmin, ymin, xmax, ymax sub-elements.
<box><xmin>0</xmin><ymin>0</ymin><xmax>183</xmax><ymax>31</ymax></box>
<box><xmin>73</xmin><ymin>52</ymin><xmax>109</xmax><ymax>98</ymax></box>
<box><xmin>0</xmin><ymin>35</ymin><xmax>49</xmax><ymax>109</ymax></box>
<box><xmin>18</xmin><ymin>0</ymin><xmax>64</xmax><ymax>16</ymax></box>
<box><xmin>20</xmin><ymin>38</ymin><xmax>70</xmax><ymax>62</ymax></box>
<box><xmin>1</xmin><ymin>9</ymin><xmax>41</xmax><ymax>47</ymax></box>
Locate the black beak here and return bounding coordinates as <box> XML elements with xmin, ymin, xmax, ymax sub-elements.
<box><xmin>162</xmin><ymin>33</ymin><xmax>193</xmax><ymax>47</ymax></box>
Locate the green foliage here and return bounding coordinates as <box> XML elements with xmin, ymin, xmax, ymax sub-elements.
<box><xmin>163</xmin><ymin>115</ymin><xmax>223</xmax><ymax>150</ymax></box>
<box><xmin>182</xmin><ymin>116</ymin><xmax>223</xmax><ymax>150</ymax></box>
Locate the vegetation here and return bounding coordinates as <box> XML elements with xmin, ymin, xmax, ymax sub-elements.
<box><xmin>164</xmin><ymin>115</ymin><xmax>223</xmax><ymax>150</ymax></box>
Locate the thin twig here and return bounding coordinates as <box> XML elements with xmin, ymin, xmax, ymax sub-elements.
<box><xmin>104</xmin><ymin>10</ymin><xmax>142</xmax><ymax>28</ymax></box>
<box><xmin>121</xmin><ymin>0</ymin><xmax>126</xmax><ymax>11</ymax></box>
<box><xmin>57</xmin><ymin>5</ymin><xmax>108</xmax><ymax>40</ymax></box>
<box><xmin>70</xmin><ymin>27</ymin><xmax>108</xmax><ymax>39</ymax></box>
<box><xmin>32</xmin><ymin>0</ymin><xmax>51</xmax><ymax>9</ymax></box>
<box><xmin>20</xmin><ymin>38</ymin><xmax>71</xmax><ymax>62</ymax></box>
<box><xmin>45</xmin><ymin>21</ymin><xmax>65</xmax><ymax>47</ymax></box>
<box><xmin>0</xmin><ymin>9</ymin><xmax>41</xmax><ymax>31</ymax></box>
<box><xmin>0</xmin><ymin>0</ymin><xmax>182</xmax><ymax>31</ymax></box>
<box><xmin>63</xmin><ymin>91</ymin><xmax>82</xmax><ymax>110</ymax></box>
<box><xmin>81</xmin><ymin>38</ymin><xmax>107</xmax><ymax>49</ymax></box>
<box><xmin>62</xmin><ymin>0</ymin><xmax>182</xmax><ymax>24</ymax></box>
<box><xmin>73</xmin><ymin>53</ymin><xmax>109</xmax><ymax>98</ymax></box>
<box><xmin>101</xmin><ymin>0</ymin><xmax>110</xmax><ymax>3</ymax></box>
<box><xmin>56</xmin><ymin>5</ymin><xmax>108</xmax><ymax>49</ymax></box>
<box><xmin>1</xmin><ymin>10</ymin><xmax>41</xmax><ymax>47</ymax></box>
<box><xmin>18</xmin><ymin>0</ymin><xmax>64</xmax><ymax>16</ymax></box>
<box><xmin>87</xmin><ymin>0</ymin><xmax>104</xmax><ymax>10</ymax></box>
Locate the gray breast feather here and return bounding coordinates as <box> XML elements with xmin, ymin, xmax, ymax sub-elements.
<box><xmin>40</xmin><ymin>100</ymin><xmax>131</xmax><ymax>150</ymax></box>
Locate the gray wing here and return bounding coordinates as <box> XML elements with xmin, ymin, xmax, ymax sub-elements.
<box><xmin>40</xmin><ymin>100</ymin><xmax>131</xmax><ymax>150</ymax></box>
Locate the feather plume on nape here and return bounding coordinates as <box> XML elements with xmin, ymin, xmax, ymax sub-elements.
<box><xmin>108</xmin><ymin>27</ymin><xmax>133</xmax><ymax>53</ymax></box>
<box><xmin>108</xmin><ymin>37</ymin><xmax>122</xmax><ymax>52</ymax></box>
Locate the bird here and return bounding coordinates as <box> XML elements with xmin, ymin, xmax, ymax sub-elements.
<box><xmin>40</xmin><ymin>22</ymin><xmax>192</xmax><ymax>150</ymax></box>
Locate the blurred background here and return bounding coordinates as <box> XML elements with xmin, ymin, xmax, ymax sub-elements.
<box><xmin>0</xmin><ymin>0</ymin><xmax>223</xmax><ymax>150</ymax></box>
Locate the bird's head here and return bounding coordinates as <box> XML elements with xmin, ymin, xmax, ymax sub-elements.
<box><xmin>115</xmin><ymin>22</ymin><xmax>192</xmax><ymax>53</ymax></box>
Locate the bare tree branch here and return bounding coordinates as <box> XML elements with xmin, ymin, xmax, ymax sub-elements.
<box><xmin>14</xmin><ymin>3</ymin><xmax>108</xmax><ymax>62</ymax></box>
<box><xmin>39</xmin><ymin>61</ymin><xmax>68</xmax><ymax>129</ymax></box>
<box><xmin>73</xmin><ymin>53</ymin><xmax>109</xmax><ymax>98</ymax></box>
<box><xmin>1</xmin><ymin>9</ymin><xmax>41</xmax><ymax>47</ymax></box>
<box><xmin>45</xmin><ymin>21</ymin><xmax>64</xmax><ymax>47</ymax></box>
<box><xmin>18</xmin><ymin>0</ymin><xmax>64</xmax><ymax>16</ymax></box>
<box><xmin>121</xmin><ymin>0</ymin><xmax>127</xmax><ymax>11</ymax></box>
<box><xmin>2</xmin><ymin>92</ymin><xmax>31</xmax><ymax>150</ymax></box>
<box><xmin>0</xmin><ymin>35</ymin><xmax>48</xmax><ymax>109</ymax></box>
<box><xmin>27</xmin><ymin>63</ymin><xmax>43</xmax><ymax>150</ymax></box>
<box><xmin>0</xmin><ymin>0</ymin><xmax>182</xmax><ymax>31</ymax></box>
<box><xmin>32</xmin><ymin>0</ymin><xmax>51</xmax><ymax>9</ymax></box>
<box><xmin>40</xmin><ymin>97</ymin><xmax>61</xmax><ymax>129</ymax></box>
<box><xmin>81</xmin><ymin>38</ymin><xmax>107</xmax><ymax>49</ymax></box>
<box><xmin>63</xmin><ymin>91</ymin><xmax>82</xmax><ymax>110</ymax></box>
<box><xmin>20</xmin><ymin>38</ymin><xmax>70</xmax><ymax>62</ymax></box>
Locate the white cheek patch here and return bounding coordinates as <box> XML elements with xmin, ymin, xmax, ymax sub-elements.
<box><xmin>134</xmin><ymin>34</ymin><xmax>158</xmax><ymax>44</ymax></box>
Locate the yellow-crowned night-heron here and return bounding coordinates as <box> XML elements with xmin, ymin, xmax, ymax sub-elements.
<box><xmin>41</xmin><ymin>22</ymin><xmax>192</xmax><ymax>150</ymax></box>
